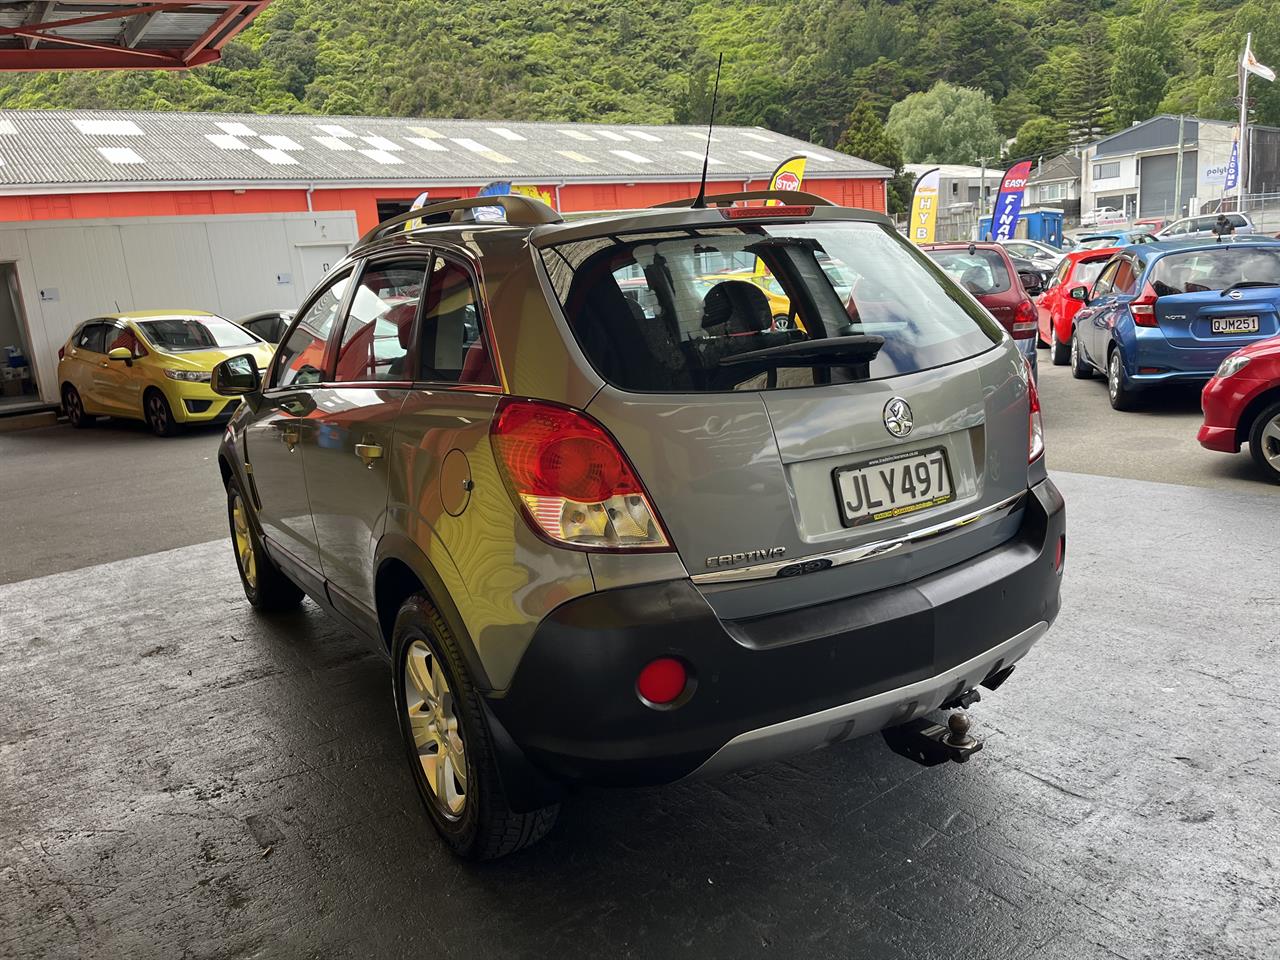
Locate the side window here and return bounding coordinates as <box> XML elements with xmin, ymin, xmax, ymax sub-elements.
<box><xmin>334</xmin><ymin>259</ymin><xmax>427</xmax><ymax>382</ymax></box>
<box><xmin>419</xmin><ymin>256</ymin><xmax>496</xmax><ymax>385</ymax></box>
<box><xmin>106</xmin><ymin>325</ymin><xmax>144</xmax><ymax>357</ymax></box>
<box><xmin>272</xmin><ymin>272</ymin><xmax>351</xmax><ymax>389</ymax></box>
<box><xmin>1229</xmin><ymin>214</ymin><xmax>1247</xmax><ymax>228</ymax></box>
<box><xmin>1051</xmin><ymin>259</ymin><xmax>1071</xmax><ymax>288</ymax></box>
<box><xmin>1092</xmin><ymin>260</ymin><xmax>1120</xmax><ymax>298</ymax></box>
<box><xmin>77</xmin><ymin>322</ymin><xmax>108</xmax><ymax>353</ymax></box>
<box><xmin>1112</xmin><ymin>258</ymin><xmax>1138</xmax><ymax>296</ymax></box>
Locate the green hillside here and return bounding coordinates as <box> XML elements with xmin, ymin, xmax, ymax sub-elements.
<box><xmin>0</xmin><ymin>0</ymin><xmax>1276</xmax><ymax>163</ymax></box>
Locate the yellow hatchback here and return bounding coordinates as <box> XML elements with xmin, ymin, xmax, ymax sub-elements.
<box><xmin>57</xmin><ymin>310</ymin><xmax>276</xmax><ymax>436</ymax></box>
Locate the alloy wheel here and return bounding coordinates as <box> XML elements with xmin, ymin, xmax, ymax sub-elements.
<box><xmin>148</xmin><ymin>394</ymin><xmax>168</xmax><ymax>433</ymax></box>
<box><xmin>1108</xmin><ymin>353</ymin><xmax>1121</xmax><ymax>401</ymax></box>
<box><xmin>64</xmin><ymin>389</ymin><xmax>82</xmax><ymax>426</ymax></box>
<box><xmin>1071</xmin><ymin>332</ymin><xmax>1079</xmax><ymax>369</ymax></box>
<box><xmin>403</xmin><ymin>639</ymin><xmax>468</xmax><ymax>819</ymax></box>
<box><xmin>1262</xmin><ymin>414</ymin><xmax>1280</xmax><ymax>471</ymax></box>
<box><xmin>231</xmin><ymin>492</ymin><xmax>256</xmax><ymax>590</ymax></box>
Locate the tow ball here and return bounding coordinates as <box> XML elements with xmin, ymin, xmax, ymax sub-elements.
<box><xmin>882</xmin><ymin>710</ymin><xmax>984</xmax><ymax>767</ymax></box>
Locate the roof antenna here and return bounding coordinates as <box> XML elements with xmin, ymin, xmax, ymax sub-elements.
<box><xmin>691</xmin><ymin>53</ymin><xmax>723</xmax><ymax>210</ymax></box>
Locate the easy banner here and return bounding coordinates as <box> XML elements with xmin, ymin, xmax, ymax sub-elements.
<box><xmin>909</xmin><ymin>167</ymin><xmax>941</xmax><ymax>245</ymax></box>
<box><xmin>767</xmin><ymin>156</ymin><xmax>808</xmax><ymax>204</ymax></box>
<box><xmin>991</xmin><ymin>160</ymin><xmax>1034</xmax><ymax>241</ymax></box>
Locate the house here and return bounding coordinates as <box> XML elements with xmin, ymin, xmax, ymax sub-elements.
<box><xmin>1026</xmin><ymin>154</ymin><xmax>1081</xmax><ymax>219</ymax></box>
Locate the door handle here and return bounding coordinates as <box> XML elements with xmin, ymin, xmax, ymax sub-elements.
<box><xmin>355</xmin><ymin>442</ymin><xmax>383</xmax><ymax>468</ymax></box>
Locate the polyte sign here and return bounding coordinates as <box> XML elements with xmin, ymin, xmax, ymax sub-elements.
<box><xmin>991</xmin><ymin>160</ymin><xmax>1034</xmax><ymax>241</ymax></box>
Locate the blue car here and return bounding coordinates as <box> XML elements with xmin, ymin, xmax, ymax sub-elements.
<box><xmin>1067</xmin><ymin>238</ymin><xmax>1280</xmax><ymax>410</ymax></box>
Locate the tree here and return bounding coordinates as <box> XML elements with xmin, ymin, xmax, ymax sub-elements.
<box><xmin>1053</xmin><ymin>20</ymin><xmax>1114</xmax><ymax>141</ymax></box>
<box><xmin>1009</xmin><ymin>117</ymin><xmax>1070</xmax><ymax>160</ymax></box>
<box><xmin>1110</xmin><ymin>44</ymin><xmax>1168</xmax><ymax>128</ymax></box>
<box><xmin>836</xmin><ymin>99</ymin><xmax>911</xmax><ymax>213</ymax></box>
<box><xmin>885</xmin><ymin>81</ymin><xmax>1002</xmax><ymax>164</ymax></box>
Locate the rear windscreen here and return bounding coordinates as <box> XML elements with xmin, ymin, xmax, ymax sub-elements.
<box><xmin>540</xmin><ymin>220</ymin><xmax>1001</xmax><ymax>393</ymax></box>
<box><xmin>926</xmin><ymin>249</ymin><xmax>1012</xmax><ymax>296</ymax></box>
<box><xmin>1150</xmin><ymin>246</ymin><xmax>1280</xmax><ymax>294</ymax></box>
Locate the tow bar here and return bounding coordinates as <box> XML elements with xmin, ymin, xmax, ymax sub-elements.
<box><xmin>882</xmin><ymin>710</ymin><xmax>983</xmax><ymax>767</ymax></box>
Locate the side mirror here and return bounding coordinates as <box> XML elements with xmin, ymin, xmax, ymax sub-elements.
<box><xmin>211</xmin><ymin>353</ymin><xmax>261</xmax><ymax>396</ymax></box>
<box><xmin>1069</xmin><ymin>286</ymin><xmax>1090</xmax><ymax>303</ymax></box>
<box><xmin>107</xmin><ymin>346</ymin><xmax>133</xmax><ymax>364</ymax></box>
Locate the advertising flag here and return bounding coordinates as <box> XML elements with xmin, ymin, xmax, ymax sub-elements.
<box><xmin>1225</xmin><ymin>140</ymin><xmax>1240</xmax><ymax>190</ymax></box>
<box><xmin>991</xmin><ymin>160</ymin><xmax>1034</xmax><ymax>241</ymax></box>
<box><xmin>1243</xmin><ymin>34</ymin><xmax>1276</xmax><ymax>82</ymax></box>
<box><xmin>767</xmin><ymin>156</ymin><xmax>808</xmax><ymax>204</ymax></box>
<box><xmin>403</xmin><ymin>190</ymin><xmax>431</xmax><ymax>232</ymax></box>
<box><xmin>908</xmin><ymin>167</ymin><xmax>941</xmax><ymax>245</ymax></box>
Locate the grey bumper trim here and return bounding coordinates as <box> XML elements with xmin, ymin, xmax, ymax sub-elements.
<box><xmin>692</xmin><ymin>491</ymin><xmax>1027</xmax><ymax>585</ymax></box>
<box><xmin>688</xmin><ymin>620</ymin><xmax>1048</xmax><ymax>779</ymax></box>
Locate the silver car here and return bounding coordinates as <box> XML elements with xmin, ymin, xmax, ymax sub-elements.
<box><xmin>212</xmin><ymin>192</ymin><xmax>1066</xmax><ymax>859</ymax></box>
<box><xmin>1156</xmin><ymin>212</ymin><xmax>1255</xmax><ymax>240</ymax></box>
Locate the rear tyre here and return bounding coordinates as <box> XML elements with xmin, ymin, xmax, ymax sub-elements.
<box><xmin>1107</xmin><ymin>348</ymin><xmax>1138</xmax><ymax>411</ymax></box>
<box><xmin>62</xmin><ymin>384</ymin><xmax>93</xmax><ymax>428</ymax></box>
<box><xmin>226</xmin><ymin>478</ymin><xmax>303</xmax><ymax>611</ymax></box>
<box><xmin>144</xmin><ymin>388</ymin><xmax>179</xmax><ymax>437</ymax></box>
<box><xmin>392</xmin><ymin>593</ymin><xmax>558</xmax><ymax>860</ymax></box>
<box><xmin>1069</xmin><ymin>327</ymin><xmax>1092</xmax><ymax>379</ymax></box>
<box><xmin>1051</xmin><ymin>323</ymin><xmax>1071</xmax><ymax>366</ymax></box>
<box><xmin>1247</xmin><ymin>401</ymin><xmax>1280</xmax><ymax>483</ymax></box>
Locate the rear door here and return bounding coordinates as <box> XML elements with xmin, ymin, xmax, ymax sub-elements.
<box><xmin>303</xmin><ymin>254</ymin><xmax>427</xmax><ymax>620</ymax></box>
<box><xmin>65</xmin><ymin>322</ymin><xmax>109</xmax><ymax>411</ymax></box>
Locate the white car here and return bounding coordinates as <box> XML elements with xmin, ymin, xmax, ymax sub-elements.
<box><xmin>998</xmin><ymin>238</ymin><xmax>1067</xmax><ymax>267</ymax></box>
<box><xmin>1080</xmin><ymin>206</ymin><xmax>1125</xmax><ymax>227</ymax></box>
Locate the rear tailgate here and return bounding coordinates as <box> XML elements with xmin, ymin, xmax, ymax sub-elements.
<box><xmin>1154</xmin><ymin>291</ymin><xmax>1280</xmax><ymax>351</ymax></box>
<box><xmin>587</xmin><ymin>342</ymin><xmax>1032</xmax><ymax>618</ymax></box>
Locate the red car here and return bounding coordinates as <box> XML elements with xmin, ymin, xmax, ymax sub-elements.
<box><xmin>921</xmin><ymin>242</ymin><xmax>1039</xmax><ymax>371</ymax></box>
<box><xmin>1036</xmin><ymin>247</ymin><xmax>1120</xmax><ymax>365</ymax></box>
<box><xmin>1198</xmin><ymin>336</ymin><xmax>1280</xmax><ymax>483</ymax></box>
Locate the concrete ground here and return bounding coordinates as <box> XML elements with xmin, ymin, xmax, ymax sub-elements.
<box><xmin>2</xmin><ymin>369</ymin><xmax>1278</xmax><ymax>959</ymax></box>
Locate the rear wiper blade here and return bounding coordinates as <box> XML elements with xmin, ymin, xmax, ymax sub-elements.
<box><xmin>1219</xmin><ymin>281</ymin><xmax>1280</xmax><ymax>297</ymax></box>
<box><xmin>719</xmin><ymin>334</ymin><xmax>885</xmax><ymax>368</ymax></box>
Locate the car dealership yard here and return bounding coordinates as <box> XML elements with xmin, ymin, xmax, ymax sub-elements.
<box><xmin>1</xmin><ymin>367</ymin><xmax>1278</xmax><ymax>960</ymax></box>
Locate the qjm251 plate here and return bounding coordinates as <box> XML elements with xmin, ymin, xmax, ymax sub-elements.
<box><xmin>833</xmin><ymin>446</ymin><xmax>955</xmax><ymax>528</ymax></box>
<box><xmin>1210</xmin><ymin>316</ymin><xmax>1259</xmax><ymax>335</ymax></box>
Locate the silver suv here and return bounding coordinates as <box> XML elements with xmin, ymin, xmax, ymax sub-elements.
<box><xmin>213</xmin><ymin>192</ymin><xmax>1066</xmax><ymax>859</ymax></box>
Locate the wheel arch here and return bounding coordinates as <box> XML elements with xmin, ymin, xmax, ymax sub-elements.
<box><xmin>1236</xmin><ymin>386</ymin><xmax>1280</xmax><ymax>447</ymax></box>
<box><xmin>374</xmin><ymin>533</ymin><xmax>493</xmax><ymax>692</ymax></box>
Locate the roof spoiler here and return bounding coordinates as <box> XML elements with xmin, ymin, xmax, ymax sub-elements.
<box><xmin>651</xmin><ymin>189</ymin><xmax>836</xmax><ymax>209</ymax></box>
<box><xmin>356</xmin><ymin>194</ymin><xmax>563</xmax><ymax>247</ymax></box>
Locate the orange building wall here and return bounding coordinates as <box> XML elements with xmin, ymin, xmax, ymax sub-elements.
<box><xmin>0</xmin><ymin>176</ymin><xmax>887</xmax><ymax>236</ymax></box>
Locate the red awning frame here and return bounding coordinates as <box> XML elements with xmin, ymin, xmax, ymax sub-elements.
<box><xmin>0</xmin><ymin>2</ymin><xmax>272</xmax><ymax>70</ymax></box>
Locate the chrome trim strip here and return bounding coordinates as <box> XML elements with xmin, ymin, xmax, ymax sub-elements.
<box><xmin>688</xmin><ymin>620</ymin><xmax>1048</xmax><ymax>780</ymax></box>
<box><xmin>691</xmin><ymin>490</ymin><xmax>1027</xmax><ymax>584</ymax></box>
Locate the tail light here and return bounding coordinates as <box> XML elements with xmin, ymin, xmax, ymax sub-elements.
<box><xmin>1011</xmin><ymin>299</ymin><xmax>1038</xmax><ymax>338</ymax></box>
<box><xmin>58</xmin><ymin>346</ymin><xmax>65</xmax><ymax>360</ymax></box>
<box><xmin>1026</xmin><ymin>358</ymin><xmax>1045</xmax><ymax>463</ymax></box>
<box><xmin>490</xmin><ymin>398</ymin><xmax>671</xmax><ymax>551</ymax></box>
<box><xmin>1129</xmin><ymin>282</ymin><xmax>1159</xmax><ymax>327</ymax></box>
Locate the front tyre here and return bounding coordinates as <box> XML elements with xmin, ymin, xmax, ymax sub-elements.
<box><xmin>1247</xmin><ymin>400</ymin><xmax>1280</xmax><ymax>483</ymax></box>
<box><xmin>392</xmin><ymin>594</ymin><xmax>558</xmax><ymax>860</ymax></box>
<box><xmin>1069</xmin><ymin>327</ymin><xmax>1092</xmax><ymax>379</ymax></box>
<box><xmin>226</xmin><ymin>478</ymin><xmax>303</xmax><ymax>611</ymax></box>
<box><xmin>1051</xmin><ymin>322</ymin><xmax>1071</xmax><ymax>366</ymax></box>
<box><xmin>1107</xmin><ymin>348</ymin><xmax>1138</xmax><ymax>411</ymax></box>
<box><xmin>144</xmin><ymin>388</ymin><xmax>179</xmax><ymax>437</ymax></box>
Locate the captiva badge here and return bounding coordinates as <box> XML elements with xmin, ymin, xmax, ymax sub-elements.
<box><xmin>883</xmin><ymin>397</ymin><xmax>913</xmax><ymax>438</ymax></box>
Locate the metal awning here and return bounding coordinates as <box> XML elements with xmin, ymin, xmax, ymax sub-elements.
<box><xmin>0</xmin><ymin>2</ymin><xmax>272</xmax><ymax>70</ymax></box>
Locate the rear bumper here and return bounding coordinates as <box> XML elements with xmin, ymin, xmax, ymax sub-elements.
<box><xmin>487</xmin><ymin>478</ymin><xmax>1066</xmax><ymax>788</ymax></box>
<box><xmin>1129</xmin><ymin>330</ymin><xmax>1266</xmax><ymax>385</ymax></box>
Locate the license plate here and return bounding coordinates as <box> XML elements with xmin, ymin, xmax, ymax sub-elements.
<box><xmin>833</xmin><ymin>447</ymin><xmax>955</xmax><ymax>528</ymax></box>
<box><xmin>1211</xmin><ymin>316</ymin><xmax>1259</xmax><ymax>335</ymax></box>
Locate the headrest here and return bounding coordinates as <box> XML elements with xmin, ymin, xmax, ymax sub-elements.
<box><xmin>700</xmin><ymin>279</ymin><xmax>771</xmax><ymax>334</ymax></box>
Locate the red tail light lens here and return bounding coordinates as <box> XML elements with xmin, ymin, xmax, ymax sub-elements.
<box><xmin>1011</xmin><ymin>299</ymin><xmax>1038</xmax><ymax>338</ymax></box>
<box><xmin>491</xmin><ymin>398</ymin><xmax>671</xmax><ymax>551</ymax></box>
<box><xmin>1026</xmin><ymin>358</ymin><xmax>1045</xmax><ymax>463</ymax></box>
<box><xmin>1130</xmin><ymin>282</ymin><xmax>1159</xmax><ymax>327</ymax></box>
<box><xmin>58</xmin><ymin>346</ymin><xmax>65</xmax><ymax>361</ymax></box>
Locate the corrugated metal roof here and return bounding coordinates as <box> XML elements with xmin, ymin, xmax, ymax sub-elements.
<box><xmin>0</xmin><ymin>109</ymin><xmax>891</xmax><ymax>190</ymax></box>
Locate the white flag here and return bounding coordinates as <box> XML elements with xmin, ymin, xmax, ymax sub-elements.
<box><xmin>1244</xmin><ymin>35</ymin><xmax>1276</xmax><ymax>82</ymax></box>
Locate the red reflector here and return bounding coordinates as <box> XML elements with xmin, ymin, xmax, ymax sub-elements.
<box><xmin>1138</xmin><ymin>367</ymin><xmax>1162</xmax><ymax>374</ymax></box>
<box><xmin>721</xmin><ymin>205</ymin><xmax>815</xmax><ymax>219</ymax></box>
<box><xmin>58</xmin><ymin>346</ymin><xmax>65</xmax><ymax>361</ymax></box>
<box><xmin>1055</xmin><ymin>534</ymin><xmax>1066</xmax><ymax>572</ymax></box>
<box><xmin>637</xmin><ymin>657</ymin><xmax>687</xmax><ymax>706</ymax></box>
